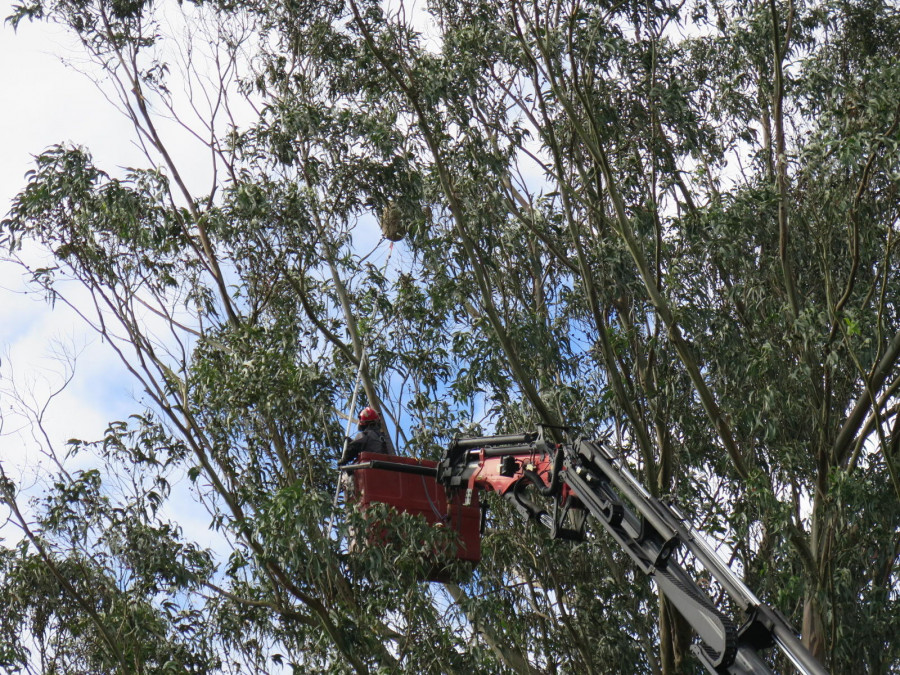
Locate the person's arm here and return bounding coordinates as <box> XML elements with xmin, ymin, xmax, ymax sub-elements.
<box><xmin>340</xmin><ymin>431</ymin><xmax>366</xmax><ymax>464</ymax></box>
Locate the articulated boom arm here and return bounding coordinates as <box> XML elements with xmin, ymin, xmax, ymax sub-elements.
<box><xmin>436</xmin><ymin>431</ymin><xmax>828</xmax><ymax>675</ymax></box>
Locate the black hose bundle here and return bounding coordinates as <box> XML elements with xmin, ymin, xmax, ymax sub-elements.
<box><xmin>522</xmin><ymin>445</ymin><xmax>564</xmax><ymax>497</ymax></box>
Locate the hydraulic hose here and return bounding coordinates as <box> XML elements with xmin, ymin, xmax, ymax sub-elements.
<box><xmin>522</xmin><ymin>445</ymin><xmax>565</xmax><ymax>497</ymax></box>
<box><xmin>508</xmin><ymin>481</ymin><xmax>550</xmax><ymax>526</ymax></box>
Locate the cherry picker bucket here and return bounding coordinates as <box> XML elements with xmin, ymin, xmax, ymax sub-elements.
<box><xmin>343</xmin><ymin>452</ymin><xmax>481</xmax><ymax>581</ymax></box>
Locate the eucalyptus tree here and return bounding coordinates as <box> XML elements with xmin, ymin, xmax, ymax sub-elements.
<box><xmin>2</xmin><ymin>0</ymin><xmax>899</xmax><ymax>673</ymax></box>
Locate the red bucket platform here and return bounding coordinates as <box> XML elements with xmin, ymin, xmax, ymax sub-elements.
<box><xmin>350</xmin><ymin>452</ymin><xmax>482</xmax><ymax>580</ymax></box>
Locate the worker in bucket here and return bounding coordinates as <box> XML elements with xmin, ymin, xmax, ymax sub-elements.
<box><xmin>340</xmin><ymin>406</ymin><xmax>394</xmax><ymax>464</ymax></box>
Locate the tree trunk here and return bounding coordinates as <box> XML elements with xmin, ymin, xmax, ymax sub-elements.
<box><xmin>802</xmin><ymin>593</ymin><xmax>826</xmax><ymax>663</ymax></box>
<box><xmin>659</xmin><ymin>592</ymin><xmax>692</xmax><ymax>675</ymax></box>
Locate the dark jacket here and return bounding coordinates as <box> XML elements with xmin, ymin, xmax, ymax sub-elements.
<box><xmin>341</xmin><ymin>424</ymin><xmax>391</xmax><ymax>464</ymax></box>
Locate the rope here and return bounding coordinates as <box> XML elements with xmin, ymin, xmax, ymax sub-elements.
<box><xmin>328</xmin><ymin>240</ymin><xmax>395</xmax><ymax>538</ymax></box>
<box><xmin>421</xmin><ymin>473</ymin><xmax>448</xmax><ymax>522</ymax></box>
<box><xmin>328</xmin><ymin>351</ymin><xmax>366</xmax><ymax>523</ymax></box>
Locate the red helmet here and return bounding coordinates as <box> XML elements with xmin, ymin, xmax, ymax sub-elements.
<box><xmin>359</xmin><ymin>406</ymin><xmax>381</xmax><ymax>424</ymax></box>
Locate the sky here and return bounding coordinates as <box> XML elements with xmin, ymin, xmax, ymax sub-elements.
<box><xmin>0</xmin><ymin>1</ymin><xmax>228</xmax><ymax>549</ymax></box>
<box><xmin>1</xmin><ymin>5</ymin><xmax>135</xmax><ymax>470</ymax></box>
